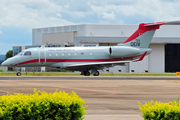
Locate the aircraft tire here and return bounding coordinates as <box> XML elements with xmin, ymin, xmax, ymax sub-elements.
<box><xmin>93</xmin><ymin>71</ymin><xmax>99</xmax><ymax>76</ymax></box>
<box><xmin>16</xmin><ymin>72</ymin><xmax>21</xmax><ymax>76</ymax></box>
<box><xmin>84</xmin><ymin>71</ymin><xmax>90</xmax><ymax>76</ymax></box>
<box><xmin>80</xmin><ymin>71</ymin><xmax>85</xmax><ymax>75</ymax></box>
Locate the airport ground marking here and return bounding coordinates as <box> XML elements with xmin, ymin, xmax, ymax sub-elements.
<box><xmin>0</xmin><ymin>80</ymin><xmax>121</xmax><ymax>95</ymax></box>
<box><xmin>156</xmin><ymin>80</ymin><xmax>180</xmax><ymax>83</ymax></box>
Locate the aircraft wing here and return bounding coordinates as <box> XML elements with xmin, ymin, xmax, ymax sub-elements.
<box><xmin>66</xmin><ymin>60</ymin><xmax>131</xmax><ymax>67</ymax></box>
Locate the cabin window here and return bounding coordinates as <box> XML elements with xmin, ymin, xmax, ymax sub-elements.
<box><xmin>90</xmin><ymin>52</ymin><xmax>92</xmax><ymax>55</ymax></box>
<box><xmin>68</xmin><ymin>53</ymin><xmax>71</xmax><ymax>56</ymax></box>
<box><xmin>55</xmin><ymin>53</ymin><xmax>58</xmax><ymax>56</ymax></box>
<box><xmin>49</xmin><ymin>53</ymin><xmax>52</xmax><ymax>56</ymax></box>
<box><xmin>81</xmin><ymin>52</ymin><xmax>84</xmax><ymax>55</ymax></box>
<box><xmin>24</xmin><ymin>51</ymin><xmax>31</xmax><ymax>56</ymax></box>
<box><xmin>62</xmin><ymin>53</ymin><xmax>65</xmax><ymax>56</ymax></box>
<box><xmin>74</xmin><ymin>52</ymin><xmax>77</xmax><ymax>56</ymax></box>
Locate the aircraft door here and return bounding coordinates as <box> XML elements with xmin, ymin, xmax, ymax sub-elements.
<box><xmin>38</xmin><ymin>49</ymin><xmax>46</xmax><ymax>65</ymax></box>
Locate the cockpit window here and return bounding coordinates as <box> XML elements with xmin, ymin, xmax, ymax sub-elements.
<box><xmin>24</xmin><ymin>51</ymin><xmax>31</xmax><ymax>56</ymax></box>
<box><xmin>17</xmin><ymin>51</ymin><xmax>25</xmax><ymax>56</ymax></box>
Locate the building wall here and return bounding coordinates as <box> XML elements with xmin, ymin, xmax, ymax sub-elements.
<box><xmin>74</xmin><ymin>37</ymin><xmax>127</xmax><ymax>46</ymax></box>
<box><xmin>109</xmin><ymin>64</ymin><xmax>129</xmax><ymax>73</ymax></box>
<box><xmin>13</xmin><ymin>46</ymin><xmax>21</xmax><ymax>56</ymax></box>
<box><xmin>81</xmin><ymin>24</ymin><xmax>137</xmax><ymax>37</ymax></box>
<box><xmin>148</xmin><ymin>44</ymin><xmax>165</xmax><ymax>73</ymax></box>
<box><xmin>130</xmin><ymin>56</ymin><xmax>149</xmax><ymax>73</ymax></box>
<box><xmin>32</xmin><ymin>25</ymin><xmax>86</xmax><ymax>45</ymax></box>
<box><xmin>0</xmin><ymin>66</ymin><xmax>7</xmax><ymax>72</ymax></box>
<box><xmin>42</xmin><ymin>32</ymin><xmax>75</xmax><ymax>46</ymax></box>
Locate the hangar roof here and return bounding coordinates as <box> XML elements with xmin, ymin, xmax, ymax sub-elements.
<box><xmin>74</xmin><ymin>37</ymin><xmax>180</xmax><ymax>46</ymax></box>
<box><xmin>33</xmin><ymin>24</ymin><xmax>180</xmax><ymax>45</ymax></box>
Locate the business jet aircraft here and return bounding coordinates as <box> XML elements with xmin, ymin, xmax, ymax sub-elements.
<box><xmin>2</xmin><ymin>20</ymin><xmax>180</xmax><ymax>76</ymax></box>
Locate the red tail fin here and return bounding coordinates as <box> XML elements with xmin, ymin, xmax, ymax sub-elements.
<box><xmin>123</xmin><ymin>22</ymin><xmax>165</xmax><ymax>44</ymax></box>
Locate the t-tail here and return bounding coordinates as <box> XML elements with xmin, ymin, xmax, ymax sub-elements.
<box><xmin>119</xmin><ymin>20</ymin><xmax>180</xmax><ymax>48</ymax></box>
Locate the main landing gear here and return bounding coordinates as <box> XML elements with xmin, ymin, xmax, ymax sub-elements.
<box><xmin>84</xmin><ymin>71</ymin><xmax>90</xmax><ymax>76</ymax></box>
<box><xmin>81</xmin><ymin>70</ymin><xmax>99</xmax><ymax>76</ymax></box>
<box><xmin>16</xmin><ymin>72</ymin><xmax>21</xmax><ymax>76</ymax></box>
<box><xmin>93</xmin><ymin>71</ymin><xmax>99</xmax><ymax>76</ymax></box>
<box><xmin>81</xmin><ymin>71</ymin><xmax>90</xmax><ymax>76</ymax></box>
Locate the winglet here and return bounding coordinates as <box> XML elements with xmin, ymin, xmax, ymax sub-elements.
<box><xmin>133</xmin><ymin>51</ymin><xmax>147</xmax><ymax>62</ymax></box>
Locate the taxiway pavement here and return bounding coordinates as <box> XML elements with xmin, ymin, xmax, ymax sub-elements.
<box><xmin>0</xmin><ymin>76</ymin><xmax>179</xmax><ymax>120</ymax></box>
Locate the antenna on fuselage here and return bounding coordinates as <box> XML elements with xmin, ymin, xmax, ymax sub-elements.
<box><xmin>40</xmin><ymin>43</ymin><xmax>47</xmax><ymax>48</ymax></box>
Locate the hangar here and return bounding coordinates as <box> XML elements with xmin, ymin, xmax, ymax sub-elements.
<box><xmin>31</xmin><ymin>24</ymin><xmax>180</xmax><ymax>73</ymax></box>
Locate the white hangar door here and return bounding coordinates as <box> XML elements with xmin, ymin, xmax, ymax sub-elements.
<box><xmin>148</xmin><ymin>44</ymin><xmax>164</xmax><ymax>73</ymax></box>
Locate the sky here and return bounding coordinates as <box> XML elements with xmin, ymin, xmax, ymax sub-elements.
<box><xmin>0</xmin><ymin>0</ymin><xmax>180</xmax><ymax>55</ymax></box>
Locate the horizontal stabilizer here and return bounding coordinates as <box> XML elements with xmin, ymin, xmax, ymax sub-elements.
<box><xmin>144</xmin><ymin>20</ymin><xmax>180</xmax><ymax>27</ymax></box>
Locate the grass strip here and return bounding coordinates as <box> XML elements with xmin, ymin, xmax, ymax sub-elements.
<box><xmin>0</xmin><ymin>72</ymin><xmax>176</xmax><ymax>76</ymax></box>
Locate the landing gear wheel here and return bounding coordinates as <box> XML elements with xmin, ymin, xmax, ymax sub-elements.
<box><xmin>93</xmin><ymin>71</ymin><xmax>99</xmax><ymax>76</ymax></box>
<box><xmin>80</xmin><ymin>71</ymin><xmax>85</xmax><ymax>75</ymax></box>
<box><xmin>84</xmin><ymin>71</ymin><xmax>90</xmax><ymax>76</ymax></box>
<box><xmin>16</xmin><ymin>72</ymin><xmax>21</xmax><ymax>76</ymax></box>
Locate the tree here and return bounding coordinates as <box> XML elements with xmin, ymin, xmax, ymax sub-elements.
<box><xmin>5</xmin><ymin>50</ymin><xmax>13</xmax><ymax>60</ymax></box>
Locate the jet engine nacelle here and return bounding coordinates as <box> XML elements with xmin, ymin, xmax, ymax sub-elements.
<box><xmin>109</xmin><ymin>46</ymin><xmax>140</xmax><ymax>57</ymax></box>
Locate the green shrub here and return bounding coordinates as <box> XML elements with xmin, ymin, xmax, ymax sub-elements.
<box><xmin>0</xmin><ymin>69</ymin><xmax>4</xmax><ymax>72</ymax></box>
<box><xmin>139</xmin><ymin>100</ymin><xmax>180</xmax><ymax>120</ymax></box>
<box><xmin>0</xmin><ymin>89</ymin><xmax>87</xmax><ymax>120</ymax></box>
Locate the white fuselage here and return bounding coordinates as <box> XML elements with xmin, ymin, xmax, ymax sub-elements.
<box><xmin>2</xmin><ymin>46</ymin><xmax>151</xmax><ymax>72</ymax></box>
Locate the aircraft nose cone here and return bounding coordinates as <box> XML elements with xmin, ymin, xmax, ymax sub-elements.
<box><xmin>1</xmin><ymin>61</ymin><xmax>8</xmax><ymax>66</ymax></box>
<box><xmin>1</xmin><ymin>58</ymin><xmax>13</xmax><ymax>67</ymax></box>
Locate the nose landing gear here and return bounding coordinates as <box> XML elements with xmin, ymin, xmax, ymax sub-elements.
<box><xmin>16</xmin><ymin>72</ymin><xmax>21</xmax><ymax>76</ymax></box>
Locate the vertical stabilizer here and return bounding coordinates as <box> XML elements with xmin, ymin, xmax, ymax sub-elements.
<box><xmin>120</xmin><ymin>22</ymin><xmax>165</xmax><ymax>48</ymax></box>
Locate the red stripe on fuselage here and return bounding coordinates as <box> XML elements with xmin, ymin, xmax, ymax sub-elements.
<box><xmin>13</xmin><ymin>54</ymin><xmax>143</xmax><ymax>66</ymax></box>
<box><xmin>13</xmin><ymin>59</ymin><xmax>39</xmax><ymax>66</ymax></box>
